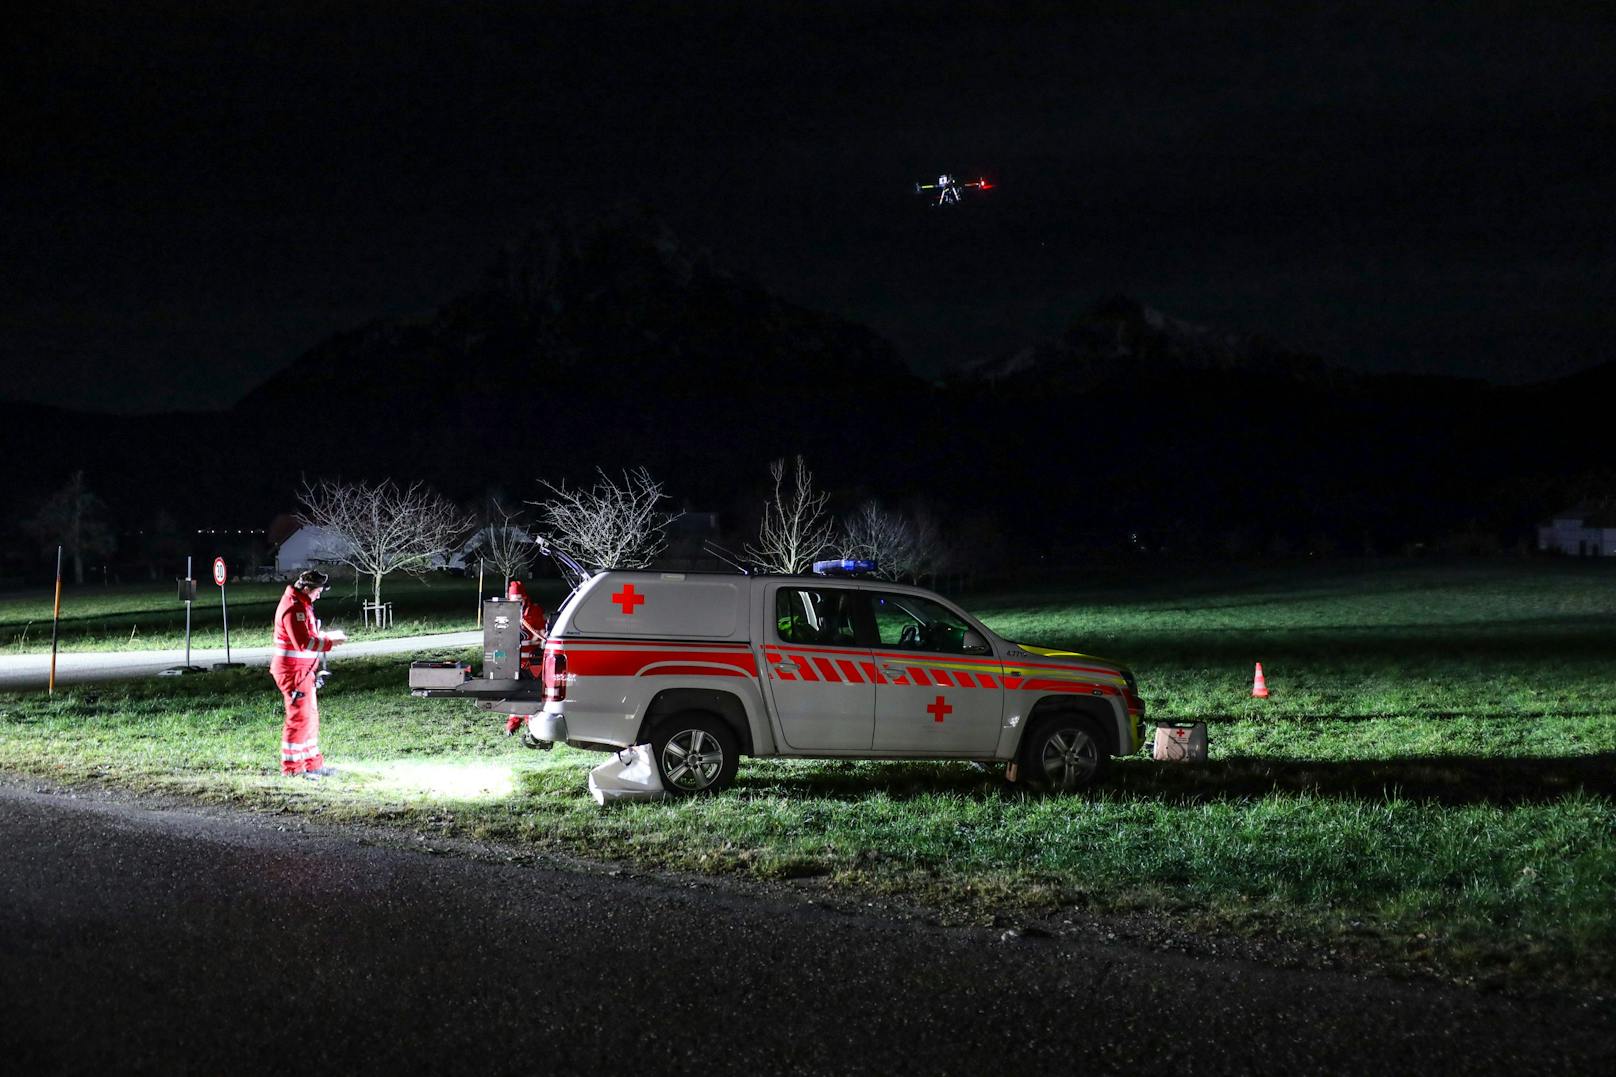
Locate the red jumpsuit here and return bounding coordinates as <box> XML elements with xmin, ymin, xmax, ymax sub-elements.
<box><xmin>270</xmin><ymin>585</ymin><xmax>339</xmax><ymax>774</ymax></box>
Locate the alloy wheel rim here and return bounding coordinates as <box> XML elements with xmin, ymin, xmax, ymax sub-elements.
<box><xmin>1039</xmin><ymin>728</ymin><xmax>1097</xmax><ymax>791</ymax></box>
<box><xmin>662</xmin><ymin>728</ymin><xmax>722</xmax><ymax>790</ymax></box>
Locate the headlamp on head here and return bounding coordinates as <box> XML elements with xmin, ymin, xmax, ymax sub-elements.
<box><xmin>295</xmin><ymin>569</ymin><xmax>330</xmax><ymax>592</ymax></box>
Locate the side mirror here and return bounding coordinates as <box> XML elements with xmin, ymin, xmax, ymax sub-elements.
<box><xmin>961</xmin><ymin>629</ymin><xmax>989</xmax><ymax>655</ymax></box>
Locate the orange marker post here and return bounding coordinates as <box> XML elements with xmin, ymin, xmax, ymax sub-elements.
<box><xmin>49</xmin><ymin>546</ymin><xmax>63</xmax><ymax>696</ymax></box>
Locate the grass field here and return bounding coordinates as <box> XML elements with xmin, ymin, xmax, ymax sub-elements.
<box><xmin>2</xmin><ymin>558</ymin><xmax>1613</xmax><ymax>992</ymax></box>
<box><xmin>0</xmin><ymin>574</ymin><xmax>564</xmax><ymax>652</ymax></box>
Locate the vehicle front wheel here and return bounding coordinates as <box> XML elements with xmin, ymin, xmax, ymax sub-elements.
<box><xmin>1019</xmin><ymin>714</ymin><xmax>1110</xmax><ymax>794</ymax></box>
<box><xmin>651</xmin><ymin>712</ymin><xmax>739</xmax><ymax>796</ymax></box>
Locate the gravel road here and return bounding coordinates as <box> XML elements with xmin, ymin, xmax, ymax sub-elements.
<box><xmin>2</xmin><ymin>780</ymin><xmax>1611</xmax><ymax>1075</ymax></box>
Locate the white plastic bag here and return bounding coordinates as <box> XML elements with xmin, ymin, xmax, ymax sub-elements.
<box><xmin>588</xmin><ymin>744</ymin><xmax>668</xmax><ymax>806</ymax></box>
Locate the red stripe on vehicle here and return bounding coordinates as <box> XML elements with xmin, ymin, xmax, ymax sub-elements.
<box><xmin>837</xmin><ymin>659</ymin><xmax>863</xmax><ymax>682</ymax></box>
<box><xmin>860</xmin><ymin>662</ymin><xmax>887</xmax><ymax>685</ymax></box>
<box><xmin>1020</xmin><ymin>679</ymin><xmax>1109</xmax><ymax>694</ymax></box>
<box><xmin>769</xmin><ymin>643</ymin><xmax>876</xmax><ymax>659</ymax></box>
<box><xmin>977</xmin><ymin>673</ymin><xmax>997</xmax><ymax>689</ymax></box>
<box><xmin>794</xmin><ymin>655</ymin><xmax>820</xmax><ymax>682</ymax></box>
<box><xmin>813</xmin><ymin>656</ymin><xmax>842</xmax><ymax>682</ymax></box>
<box><xmin>562</xmin><ymin>649</ymin><xmax>758</xmax><ymax>678</ymax></box>
<box><xmin>907</xmin><ymin>667</ymin><xmax>930</xmax><ymax>686</ymax></box>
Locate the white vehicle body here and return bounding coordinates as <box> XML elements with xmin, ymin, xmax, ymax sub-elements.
<box><xmin>526</xmin><ymin>571</ymin><xmax>1145</xmax><ymax>787</ymax></box>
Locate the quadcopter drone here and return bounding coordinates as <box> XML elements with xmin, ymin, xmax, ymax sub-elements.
<box><xmin>914</xmin><ymin>173</ymin><xmax>992</xmax><ymax>205</ymax></box>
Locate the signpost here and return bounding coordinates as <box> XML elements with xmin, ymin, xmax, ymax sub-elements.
<box><xmin>159</xmin><ymin>556</ymin><xmax>206</xmax><ymax>676</ymax></box>
<box><xmin>211</xmin><ymin>557</ymin><xmax>243</xmax><ymax>669</ymax></box>
<box><xmin>48</xmin><ymin>546</ymin><xmax>62</xmax><ymax>697</ymax></box>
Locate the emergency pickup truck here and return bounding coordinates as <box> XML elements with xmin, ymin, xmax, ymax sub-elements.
<box><xmin>411</xmin><ymin>566</ymin><xmax>1146</xmax><ymax>796</ymax></box>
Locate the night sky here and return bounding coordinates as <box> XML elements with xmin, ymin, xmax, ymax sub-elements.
<box><xmin>7</xmin><ymin>2</ymin><xmax>1614</xmax><ymax>413</ymax></box>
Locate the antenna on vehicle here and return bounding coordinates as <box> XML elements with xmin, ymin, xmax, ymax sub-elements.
<box><xmin>701</xmin><ymin>540</ymin><xmax>753</xmax><ymax>575</ymax></box>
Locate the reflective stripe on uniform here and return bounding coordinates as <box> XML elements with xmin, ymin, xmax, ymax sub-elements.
<box><xmin>273</xmin><ymin>646</ymin><xmax>323</xmax><ymax>659</ymax></box>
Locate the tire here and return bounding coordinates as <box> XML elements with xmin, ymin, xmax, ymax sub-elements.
<box><xmin>651</xmin><ymin>711</ymin><xmax>739</xmax><ymax>796</ymax></box>
<box><xmin>1019</xmin><ymin>713</ymin><xmax>1110</xmax><ymax>794</ymax></box>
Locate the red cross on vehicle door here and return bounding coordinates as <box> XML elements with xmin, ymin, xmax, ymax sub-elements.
<box><xmin>868</xmin><ymin>591</ymin><xmax>1003</xmax><ymax>754</ymax></box>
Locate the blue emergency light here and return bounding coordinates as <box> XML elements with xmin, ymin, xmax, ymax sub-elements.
<box><xmin>811</xmin><ymin>559</ymin><xmax>878</xmax><ymax>576</ymax></box>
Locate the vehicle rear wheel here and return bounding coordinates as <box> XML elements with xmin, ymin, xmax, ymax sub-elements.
<box><xmin>651</xmin><ymin>712</ymin><xmax>738</xmax><ymax>796</ymax></box>
<box><xmin>1019</xmin><ymin>714</ymin><xmax>1110</xmax><ymax>793</ymax></box>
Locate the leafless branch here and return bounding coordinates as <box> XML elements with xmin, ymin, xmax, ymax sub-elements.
<box><xmin>531</xmin><ymin>467</ymin><xmax>679</xmax><ymax>570</ymax></box>
<box><xmin>745</xmin><ymin>456</ymin><xmax>835</xmax><ymax>574</ymax></box>
<box><xmin>841</xmin><ymin>500</ymin><xmax>957</xmax><ymax>583</ymax></box>
<box><xmin>297</xmin><ymin>479</ymin><xmax>473</xmax><ymax>607</ymax></box>
<box><xmin>468</xmin><ymin>499</ymin><xmax>536</xmax><ymax>587</ymax></box>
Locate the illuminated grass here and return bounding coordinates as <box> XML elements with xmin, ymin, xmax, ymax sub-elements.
<box><xmin>2</xmin><ymin>559</ymin><xmax>1614</xmax><ymax>991</ymax></box>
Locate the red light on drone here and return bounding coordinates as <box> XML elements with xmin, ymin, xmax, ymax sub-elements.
<box><xmin>979</xmin><ymin>179</ymin><xmax>992</xmax><ymax>189</ymax></box>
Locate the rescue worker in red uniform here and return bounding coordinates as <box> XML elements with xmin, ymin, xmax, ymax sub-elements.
<box><xmin>270</xmin><ymin>570</ymin><xmax>347</xmax><ymax>777</ymax></box>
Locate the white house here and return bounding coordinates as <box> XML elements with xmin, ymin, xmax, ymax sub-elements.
<box><xmin>1537</xmin><ymin>505</ymin><xmax>1616</xmax><ymax>557</ymax></box>
<box><xmin>274</xmin><ymin>525</ymin><xmax>356</xmax><ymax>574</ymax></box>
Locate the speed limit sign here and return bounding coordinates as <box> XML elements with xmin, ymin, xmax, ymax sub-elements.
<box><xmin>212</xmin><ymin>557</ymin><xmax>227</xmax><ymax>586</ymax></box>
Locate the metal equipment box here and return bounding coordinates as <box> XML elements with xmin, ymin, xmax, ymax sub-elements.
<box><xmin>481</xmin><ymin>598</ymin><xmax>524</xmax><ymax>681</ymax></box>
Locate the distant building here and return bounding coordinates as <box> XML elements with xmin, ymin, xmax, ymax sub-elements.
<box><xmin>446</xmin><ymin>525</ymin><xmax>535</xmax><ymax>572</ymax></box>
<box><xmin>273</xmin><ymin>525</ymin><xmax>355</xmax><ymax>574</ymax></box>
<box><xmin>1537</xmin><ymin>505</ymin><xmax>1616</xmax><ymax>557</ymax></box>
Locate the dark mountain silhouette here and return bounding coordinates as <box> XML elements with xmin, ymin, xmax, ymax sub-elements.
<box><xmin>233</xmin><ymin>208</ymin><xmax>921</xmax><ymax>504</ymax></box>
<box><xmin>939</xmin><ymin>296</ymin><xmax>1601</xmax><ymax>555</ymax></box>
<box><xmin>963</xmin><ymin>295</ymin><xmax>1343</xmax><ymax>390</ymax></box>
<box><xmin>3</xmin><ymin>212</ymin><xmax>1611</xmax><ymax>580</ymax></box>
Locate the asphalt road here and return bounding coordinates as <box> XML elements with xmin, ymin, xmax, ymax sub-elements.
<box><xmin>0</xmin><ymin>631</ymin><xmax>481</xmax><ymax>690</ymax></box>
<box><xmin>2</xmin><ymin>782</ymin><xmax>1611</xmax><ymax>1075</ymax></box>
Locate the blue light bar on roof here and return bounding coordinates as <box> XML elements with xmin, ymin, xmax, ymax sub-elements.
<box><xmin>811</xmin><ymin>559</ymin><xmax>878</xmax><ymax>576</ymax></box>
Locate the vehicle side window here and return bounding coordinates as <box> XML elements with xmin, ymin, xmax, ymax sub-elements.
<box><xmin>774</xmin><ymin>588</ymin><xmax>859</xmax><ymax>646</ymax></box>
<box><xmin>870</xmin><ymin>592</ymin><xmax>985</xmax><ymax>654</ymax></box>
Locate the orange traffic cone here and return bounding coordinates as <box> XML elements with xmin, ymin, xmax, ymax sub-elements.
<box><xmin>1251</xmin><ymin>662</ymin><xmax>1269</xmax><ymax>698</ymax></box>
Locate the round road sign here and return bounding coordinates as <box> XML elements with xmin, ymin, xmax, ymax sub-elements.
<box><xmin>212</xmin><ymin>557</ymin><xmax>227</xmax><ymax>586</ymax></box>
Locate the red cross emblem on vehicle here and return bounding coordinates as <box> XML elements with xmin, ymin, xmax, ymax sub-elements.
<box><xmin>926</xmin><ymin>695</ymin><xmax>952</xmax><ymax>723</ymax></box>
<box><xmin>611</xmin><ymin>584</ymin><xmax>646</xmax><ymax>615</ymax></box>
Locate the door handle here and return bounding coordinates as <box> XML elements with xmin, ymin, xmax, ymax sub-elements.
<box><xmin>773</xmin><ymin>659</ymin><xmax>801</xmax><ymax>673</ymax></box>
<box><xmin>881</xmin><ymin>664</ymin><xmax>906</xmax><ymax>677</ymax></box>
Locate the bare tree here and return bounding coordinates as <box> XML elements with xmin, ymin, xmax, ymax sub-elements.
<box><xmin>469</xmin><ymin>499</ymin><xmax>536</xmax><ymax>588</ymax></box>
<box><xmin>842</xmin><ymin>500</ymin><xmax>958</xmax><ymax>583</ymax></box>
<box><xmin>841</xmin><ymin>500</ymin><xmax>916</xmax><ymax>579</ymax></box>
<box><xmin>746</xmin><ymin>456</ymin><xmax>835</xmax><ymax>574</ymax></box>
<box><xmin>906</xmin><ymin>505</ymin><xmax>960</xmax><ymax>584</ymax></box>
<box><xmin>297</xmin><ymin>479</ymin><xmax>472</xmax><ymax>607</ymax></box>
<box><xmin>24</xmin><ymin>470</ymin><xmax>117</xmax><ymax>584</ymax></box>
<box><xmin>533</xmin><ymin>467</ymin><xmax>679</xmax><ymax>570</ymax></box>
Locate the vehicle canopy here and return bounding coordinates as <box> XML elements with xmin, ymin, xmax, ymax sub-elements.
<box><xmin>556</xmin><ymin>571</ymin><xmax>750</xmax><ymax>642</ymax></box>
